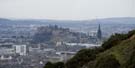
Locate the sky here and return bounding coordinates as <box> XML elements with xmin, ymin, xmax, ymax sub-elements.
<box><xmin>0</xmin><ymin>0</ymin><xmax>134</xmax><ymax>20</ymax></box>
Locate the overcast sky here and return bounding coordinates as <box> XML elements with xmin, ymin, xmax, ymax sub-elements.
<box><xmin>0</xmin><ymin>0</ymin><xmax>134</xmax><ymax>20</ymax></box>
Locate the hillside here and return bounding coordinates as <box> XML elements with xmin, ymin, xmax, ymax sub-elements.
<box><xmin>44</xmin><ymin>30</ymin><xmax>135</xmax><ymax>68</ymax></box>
<box><xmin>70</xmin><ymin>30</ymin><xmax>135</xmax><ymax>68</ymax></box>
<box><xmin>93</xmin><ymin>34</ymin><xmax>135</xmax><ymax>68</ymax></box>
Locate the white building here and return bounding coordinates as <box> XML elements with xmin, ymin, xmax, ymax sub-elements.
<box><xmin>64</xmin><ymin>42</ymin><xmax>101</xmax><ymax>48</ymax></box>
<box><xmin>88</xmin><ymin>31</ymin><xmax>97</xmax><ymax>37</ymax></box>
<box><xmin>0</xmin><ymin>55</ymin><xmax>13</xmax><ymax>60</ymax></box>
<box><xmin>13</xmin><ymin>45</ymin><xmax>27</xmax><ymax>55</ymax></box>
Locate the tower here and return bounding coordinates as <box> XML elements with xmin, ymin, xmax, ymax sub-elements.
<box><xmin>97</xmin><ymin>24</ymin><xmax>102</xmax><ymax>40</ymax></box>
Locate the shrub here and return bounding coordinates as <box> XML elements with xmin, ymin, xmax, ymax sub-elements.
<box><xmin>94</xmin><ymin>55</ymin><xmax>120</xmax><ymax>68</ymax></box>
<box><xmin>44</xmin><ymin>62</ymin><xmax>54</xmax><ymax>68</ymax></box>
<box><xmin>125</xmin><ymin>49</ymin><xmax>135</xmax><ymax>68</ymax></box>
<box><xmin>102</xmin><ymin>30</ymin><xmax>135</xmax><ymax>50</ymax></box>
<box><xmin>44</xmin><ymin>62</ymin><xmax>65</xmax><ymax>68</ymax></box>
<box><xmin>65</xmin><ymin>48</ymin><xmax>103</xmax><ymax>68</ymax></box>
<box><xmin>53</xmin><ymin>62</ymin><xmax>65</xmax><ymax>68</ymax></box>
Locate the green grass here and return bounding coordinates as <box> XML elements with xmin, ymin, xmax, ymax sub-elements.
<box><xmin>97</xmin><ymin>35</ymin><xmax>135</xmax><ymax>67</ymax></box>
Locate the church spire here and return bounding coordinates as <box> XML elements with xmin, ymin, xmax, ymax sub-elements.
<box><xmin>97</xmin><ymin>24</ymin><xmax>102</xmax><ymax>40</ymax></box>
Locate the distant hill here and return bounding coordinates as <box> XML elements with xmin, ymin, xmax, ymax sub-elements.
<box><xmin>1</xmin><ymin>17</ymin><xmax>135</xmax><ymax>37</ymax></box>
<box><xmin>0</xmin><ymin>17</ymin><xmax>135</xmax><ymax>26</ymax></box>
<box><xmin>89</xmin><ymin>17</ymin><xmax>135</xmax><ymax>24</ymax></box>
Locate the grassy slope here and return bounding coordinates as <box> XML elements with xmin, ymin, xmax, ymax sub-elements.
<box><xmin>97</xmin><ymin>35</ymin><xmax>135</xmax><ymax>67</ymax></box>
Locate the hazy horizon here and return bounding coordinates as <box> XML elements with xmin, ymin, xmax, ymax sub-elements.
<box><xmin>0</xmin><ymin>0</ymin><xmax>135</xmax><ymax>20</ymax></box>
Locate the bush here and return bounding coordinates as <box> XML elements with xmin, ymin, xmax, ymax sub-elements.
<box><xmin>65</xmin><ymin>48</ymin><xmax>103</xmax><ymax>68</ymax></box>
<box><xmin>125</xmin><ymin>49</ymin><xmax>135</xmax><ymax>68</ymax></box>
<box><xmin>102</xmin><ymin>30</ymin><xmax>135</xmax><ymax>50</ymax></box>
<box><xmin>53</xmin><ymin>62</ymin><xmax>65</xmax><ymax>68</ymax></box>
<box><xmin>44</xmin><ymin>62</ymin><xmax>54</xmax><ymax>68</ymax></box>
<box><xmin>44</xmin><ymin>62</ymin><xmax>65</xmax><ymax>68</ymax></box>
<box><xmin>94</xmin><ymin>55</ymin><xmax>120</xmax><ymax>68</ymax></box>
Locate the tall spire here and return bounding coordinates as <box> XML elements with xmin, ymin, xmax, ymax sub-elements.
<box><xmin>97</xmin><ymin>24</ymin><xmax>102</xmax><ymax>40</ymax></box>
